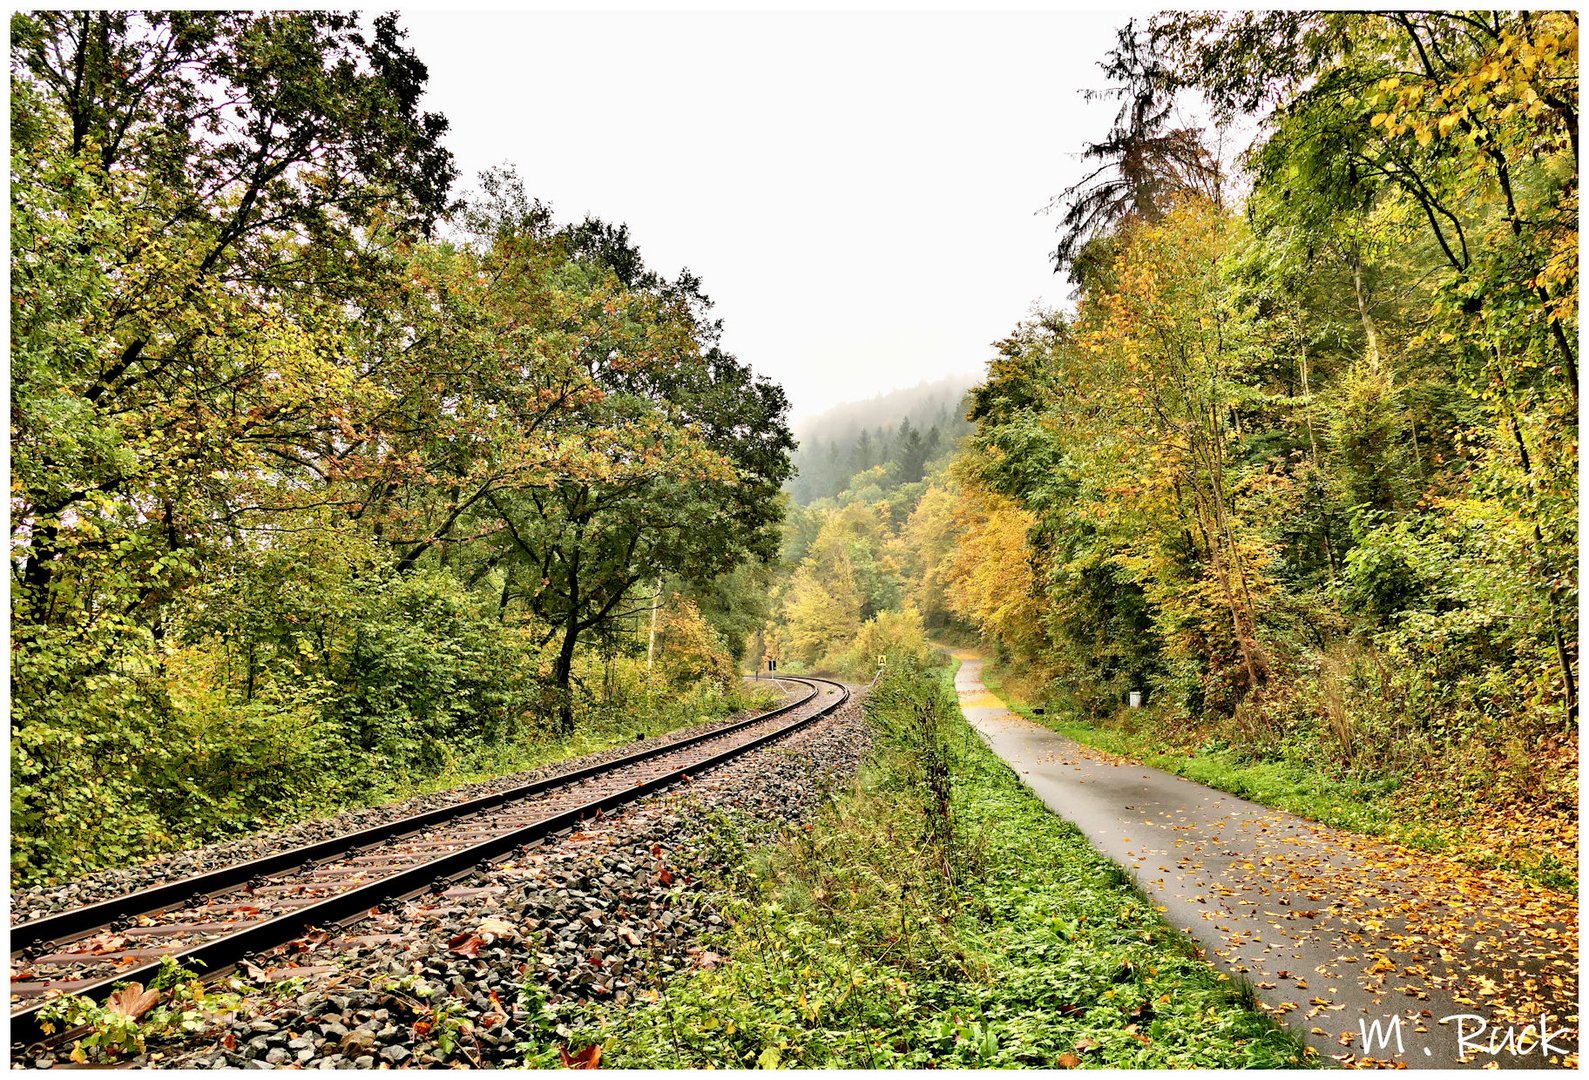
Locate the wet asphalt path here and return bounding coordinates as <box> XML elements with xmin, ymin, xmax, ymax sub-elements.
<box><xmin>953</xmin><ymin>654</ymin><xmax>1577</xmax><ymax>1069</ymax></box>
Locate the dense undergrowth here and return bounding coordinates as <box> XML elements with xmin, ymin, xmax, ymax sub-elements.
<box><xmin>524</xmin><ymin>662</ymin><xmax>1311</xmax><ymax>1069</ymax></box>
<box><xmin>980</xmin><ymin>660</ymin><xmax>1577</xmax><ymax>893</ymax></box>
<box><xmin>12</xmin><ymin>650</ymin><xmax>775</xmax><ymax>891</ymax></box>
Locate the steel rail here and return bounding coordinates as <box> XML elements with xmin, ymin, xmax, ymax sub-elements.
<box><xmin>10</xmin><ymin>678</ymin><xmax>820</xmax><ymax>958</ymax></box>
<box><xmin>10</xmin><ymin>677</ymin><xmax>849</xmax><ymax>1048</ymax></box>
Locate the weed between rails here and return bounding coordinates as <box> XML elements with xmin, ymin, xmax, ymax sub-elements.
<box><xmin>521</xmin><ymin>663</ymin><xmax>1312</xmax><ymax>1069</ymax></box>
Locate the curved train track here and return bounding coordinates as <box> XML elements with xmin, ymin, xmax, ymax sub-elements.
<box><xmin>9</xmin><ymin>676</ymin><xmax>849</xmax><ymax>1049</ymax></box>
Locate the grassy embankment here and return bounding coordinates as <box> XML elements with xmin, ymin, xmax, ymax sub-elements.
<box><xmin>368</xmin><ymin>678</ymin><xmax>782</xmax><ymax>807</ymax></box>
<box><xmin>979</xmin><ymin>661</ymin><xmax>1576</xmax><ymax>893</ymax></box>
<box><xmin>523</xmin><ymin>663</ymin><xmax>1312</xmax><ymax>1069</ymax></box>
<box><xmin>19</xmin><ymin>677</ymin><xmax>779</xmax><ymax>892</ymax></box>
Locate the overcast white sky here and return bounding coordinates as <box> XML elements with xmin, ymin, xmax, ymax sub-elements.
<box><xmin>400</xmin><ymin>10</ymin><xmax>1138</xmax><ymax>424</ymax></box>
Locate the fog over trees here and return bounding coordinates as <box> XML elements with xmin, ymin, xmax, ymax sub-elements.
<box><xmin>787</xmin><ymin>374</ymin><xmax>978</xmax><ymax>504</ymax></box>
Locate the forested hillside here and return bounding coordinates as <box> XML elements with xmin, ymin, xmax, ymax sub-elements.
<box><xmin>765</xmin><ymin>11</ymin><xmax>1578</xmax><ymax>887</ymax></box>
<box><xmin>786</xmin><ymin>375</ymin><xmax>975</xmax><ymax>504</ymax></box>
<box><xmin>10</xmin><ymin>12</ymin><xmax>790</xmax><ymax>886</ymax></box>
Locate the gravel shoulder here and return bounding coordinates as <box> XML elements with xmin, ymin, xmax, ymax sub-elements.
<box><xmin>24</xmin><ymin>688</ymin><xmax>870</xmax><ymax>1070</ymax></box>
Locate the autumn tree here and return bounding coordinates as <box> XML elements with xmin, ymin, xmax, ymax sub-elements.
<box><xmin>941</xmin><ymin>481</ymin><xmax>1048</xmax><ymax>666</ymax></box>
<box><xmin>1046</xmin><ymin>20</ymin><xmax>1223</xmax><ymax>281</ymax></box>
<box><xmin>897</xmin><ymin>481</ymin><xmax>963</xmax><ymax>630</ymax></box>
<box><xmin>10</xmin><ymin>11</ymin><xmax>457</xmax><ymax>881</ymax></box>
<box><xmin>1157</xmin><ymin>10</ymin><xmax>1578</xmax><ymax>719</ymax></box>
<box><xmin>474</xmin><ymin>226</ymin><xmax>793</xmax><ymax>730</ymax></box>
<box><xmin>12</xmin><ymin>11</ymin><xmax>454</xmax><ymax>621</ymax></box>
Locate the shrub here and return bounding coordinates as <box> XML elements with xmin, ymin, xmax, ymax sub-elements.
<box><xmin>839</xmin><ymin>605</ymin><xmax>933</xmax><ymax>678</ymax></box>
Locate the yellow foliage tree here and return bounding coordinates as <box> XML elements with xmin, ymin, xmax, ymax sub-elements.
<box><xmin>843</xmin><ymin>606</ymin><xmax>933</xmax><ymax>674</ymax></box>
<box><xmin>655</xmin><ymin>594</ymin><xmax>735</xmax><ymax>692</ymax></box>
<box><xmin>943</xmin><ymin>483</ymin><xmax>1047</xmax><ymax>662</ymax></box>
<box><xmin>1071</xmin><ymin>198</ymin><xmax>1278</xmax><ymax>700</ymax></box>
<box><xmin>897</xmin><ymin>481</ymin><xmax>963</xmax><ymax>629</ymax></box>
<box><xmin>782</xmin><ymin>561</ymin><xmax>864</xmax><ymax>669</ymax></box>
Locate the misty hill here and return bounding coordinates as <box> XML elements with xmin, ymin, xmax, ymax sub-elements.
<box><xmin>793</xmin><ymin>372</ymin><xmax>980</xmax><ymax>444</ymax></box>
<box><xmin>787</xmin><ymin>372</ymin><xmax>980</xmax><ymax>505</ymax></box>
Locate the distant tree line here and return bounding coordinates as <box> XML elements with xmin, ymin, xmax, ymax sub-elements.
<box><xmin>788</xmin><ymin>391</ymin><xmax>972</xmax><ymax>504</ymax></box>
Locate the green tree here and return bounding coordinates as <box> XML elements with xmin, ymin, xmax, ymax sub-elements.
<box><xmin>1158</xmin><ymin>9</ymin><xmax>1578</xmax><ymax>721</ymax></box>
<box><xmin>477</xmin><ymin>228</ymin><xmax>793</xmax><ymax>729</ymax></box>
<box><xmin>10</xmin><ymin>11</ymin><xmax>456</xmax><ymax>881</ymax></box>
<box><xmin>897</xmin><ymin>417</ymin><xmax>930</xmax><ymax>484</ymax></box>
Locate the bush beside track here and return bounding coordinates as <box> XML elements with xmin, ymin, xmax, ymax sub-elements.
<box><xmin>530</xmin><ymin>660</ymin><xmax>1312</xmax><ymax>1068</ymax></box>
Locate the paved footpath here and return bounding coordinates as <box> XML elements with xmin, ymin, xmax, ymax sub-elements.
<box><xmin>953</xmin><ymin>653</ymin><xmax>1578</xmax><ymax>1069</ymax></box>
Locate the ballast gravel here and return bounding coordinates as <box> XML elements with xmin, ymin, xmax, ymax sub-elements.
<box><xmin>25</xmin><ymin>689</ymin><xmax>870</xmax><ymax>1070</ymax></box>
<box><xmin>10</xmin><ymin>689</ymin><xmax>804</xmax><ymax>925</ymax></box>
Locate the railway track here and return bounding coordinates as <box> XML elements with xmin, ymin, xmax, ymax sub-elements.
<box><xmin>9</xmin><ymin>677</ymin><xmax>849</xmax><ymax>1049</ymax></box>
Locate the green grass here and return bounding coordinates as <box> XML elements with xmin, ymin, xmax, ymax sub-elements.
<box><xmin>354</xmin><ymin>680</ymin><xmax>782</xmax><ymax>808</ymax></box>
<box><xmin>519</xmin><ymin>664</ymin><xmax>1314</xmax><ymax>1069</ymax></box>
<box><xmin>982</xmin><ymin>666</ymin><xmax>1401</xmax><ymax>833</ymax></box>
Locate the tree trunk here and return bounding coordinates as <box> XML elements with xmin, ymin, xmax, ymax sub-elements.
<box><xmin>552</xmin><ymin>616</ymin><xmax>578</xmax><ymax>735</ymax></box>
<box><xmin>18</xmin><ymin>522</ymin><xmax>59</xmax><ymax>622</ymax></box>
<box><xmin>1505</xmin><ymin>412</ymin><xmax>1577</xmax><ymax>724</ymax></box>
<box><xmin>1352</xmin><ymin>254</ymin><xmax>1383</xmax><ymax>375</ymax></box>
<box><xmin>550</xmin><ymin>539</ymin><xmax>584</xmax><ymax>734</ymax></box>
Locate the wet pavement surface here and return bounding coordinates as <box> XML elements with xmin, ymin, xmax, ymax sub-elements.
<box><xmin>953</xmin><ymin>653</ymin><xmax>1578</xmax><ymax>1070</ymax></box>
